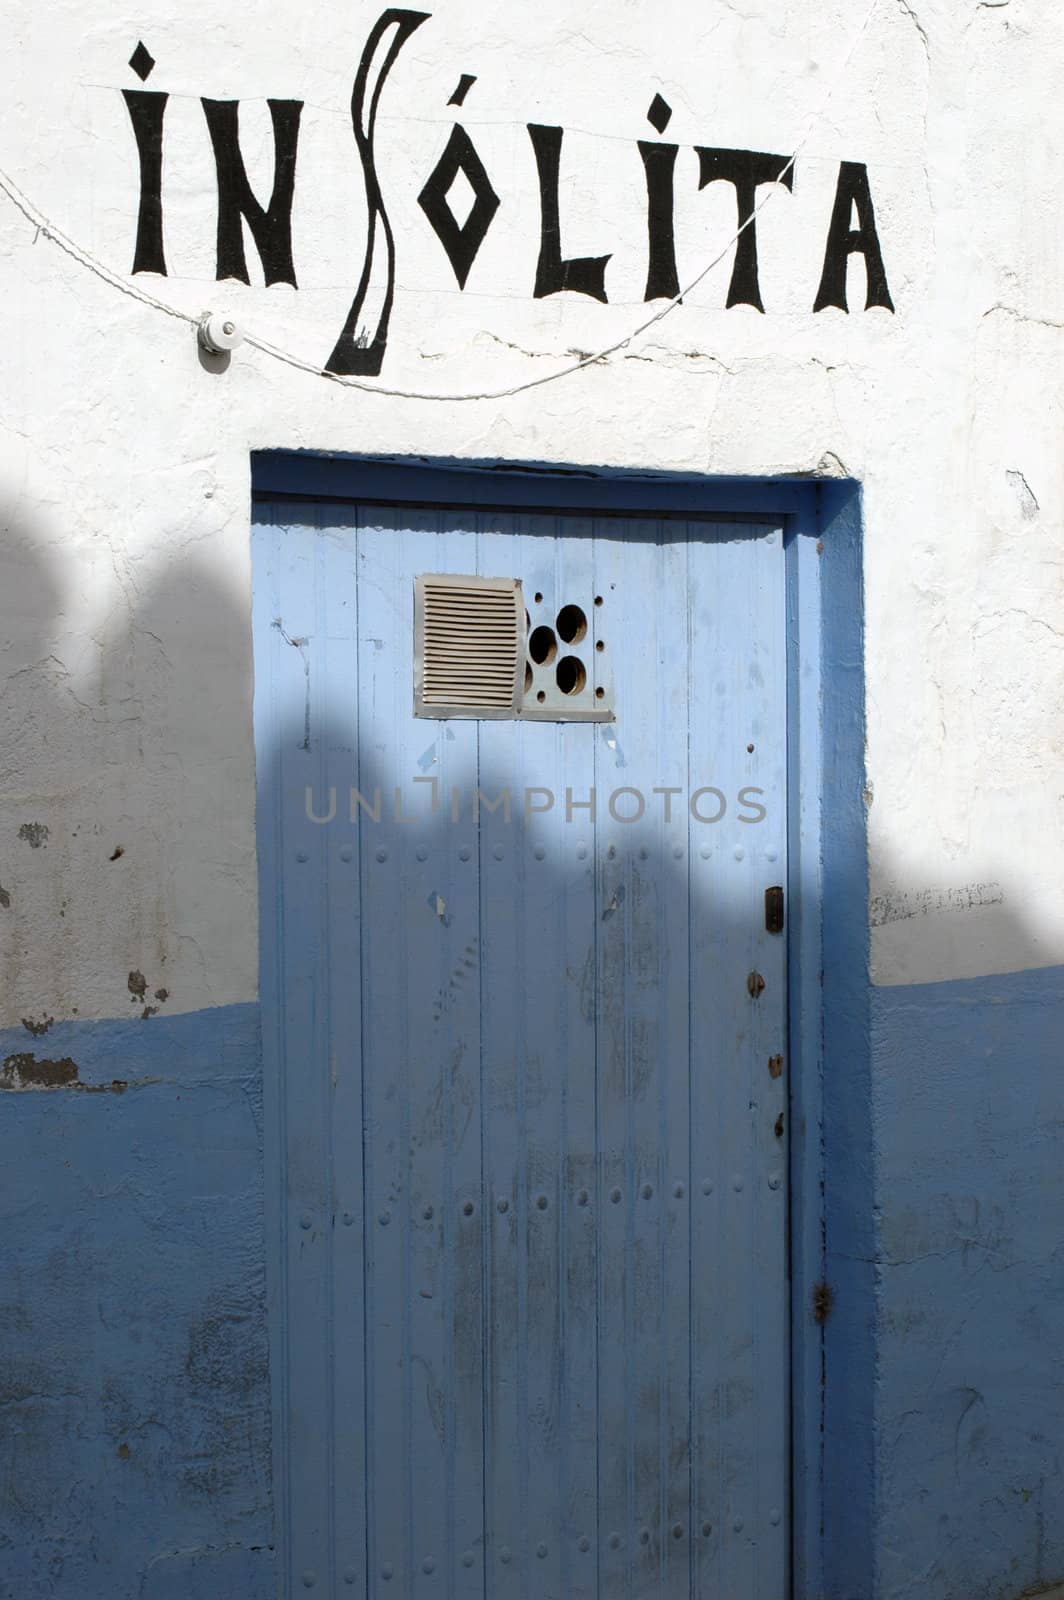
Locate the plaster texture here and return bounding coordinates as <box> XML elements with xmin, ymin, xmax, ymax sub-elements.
<box><xmin>0</xmin><ymin>1</ymin><xmax>1061</xmax><ymax>1596</ymax></box>
<box><xmin>0</xmin><ymin>0</ymin><xmax>1060</xmax><ymax>1022</ymax></box>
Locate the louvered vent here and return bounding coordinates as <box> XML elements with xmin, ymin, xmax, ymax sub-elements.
<box><xmin>414</xmin><ymin>574</ymin><xmax>524</xmax><ymax>719</ymax></box>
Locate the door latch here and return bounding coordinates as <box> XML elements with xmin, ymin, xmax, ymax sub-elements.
<box><xmin>764</xmin><ymin>886</ymin><xmax>785</xmax><ymax>934</ymax></box>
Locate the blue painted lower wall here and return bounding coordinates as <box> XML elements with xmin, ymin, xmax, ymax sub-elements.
<box><xmin>2</xmin><ymin>971</ymin><xmax>1062</xmax><ymax>1600</ymax></box>
<box><xmin>0</xmin><ymin>1004</ymin><xmax>274</xmax><ymax>1600</ymax></box>
<box><xmin>871</xmin><ymin>963</ymin><xmax>1064</xmax><ymax>1600</ymax></box>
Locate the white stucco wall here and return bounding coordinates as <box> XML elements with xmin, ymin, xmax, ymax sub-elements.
<box><xmin>1</xmin><ymin>0</ymin><xmax>1061</xmax><ymax>1025</ymax></box>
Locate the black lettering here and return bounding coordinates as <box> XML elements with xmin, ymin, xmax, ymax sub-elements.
<box><xmin>638</xmin><ymin>94</ymin><xmax>679</xmax><ymax>301</ymax></box>
<box><xmin>695</xmin><ymin>146</ymin><xmax>793</xmax><ymax>312</ymax></box>
<box><xmin>418</xmin><ymin>123</ymin><xmax>500</xmax><ymax>289</ymax></box>
<box><xmin>123</xmin><ymin>90</ymin><xmax>168</xmax><ymax>276</ymax></box>
<box><xmin>201</xmin><ymin>97</ymin><xmax>303</xmax><ymax>287</ymax></box>
<box><xmin>326</xmin><ymin>8</ymin><xmax>430</xmax><ymax>377</ymax></box>
<box><xmin>814</xmin><ymin>160</ymin><xmax>894</xmax><ymax>313</ymax></box>
<box><xmin>528</xmin><ymin>124</ymin><xmax>611</xmax><ymax>302</ymax></box>
<box><xmin>638</xmin><ymin>142</ymin><xmax>680</xmax><ymax>301</ymax></box>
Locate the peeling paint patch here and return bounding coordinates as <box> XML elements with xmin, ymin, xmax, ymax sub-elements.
<box><xmin>272</xmin><ymin>617</ymin><xmax>311</xmax><ymax>749</ymax></box>
<box><xmin>870</xmin><ymin>880</ymin><xmax>1004</xmax><ymax>927</ymax></box>
<box><xmin>128</xmin><ymin>973</ymin><xmax>171</xmax><ymax>1012</ymax></box>
<box><xmin>21</xmin><ymin>1014</ymin><xmax>54</xmax><ymax>1037</ymax></box>
<box><xmin>602</xmin><ymin>883</ymin><xmax>626</xmax><ymax>921</ymax></box>
<box><xmin>812</xmin><ymin>1282</ymin><xmax>834</xmax><ymax>1324</ymax></box>
<box><xmin>1006</xmin><ymin>469</ymin><xmax>1039</xmax><ymax>520</ymax></box>
<box><xmin>0</xmin><ymin>1051</ymin><xmax>129</xmax><ymax>1092</ymax></box>
<box><xmin>17</xmin><ymin>822</ymin><xmax>48</xmax><ymax>849</ymax></box>
<box><xmin>1</xmin><ymin>1051</ymin><xmax>78</xmax><ymax>1088</ymax></box>
<box><xmin>601</xmin><ymin>729</ymin><xmax>627</xmax><ymax>768</ymax></box>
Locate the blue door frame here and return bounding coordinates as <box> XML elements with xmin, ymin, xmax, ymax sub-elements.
<box><xmin>250</xmin><ymin>453</ymin><xmax>870</xmax><ymax>1600</ymax></box>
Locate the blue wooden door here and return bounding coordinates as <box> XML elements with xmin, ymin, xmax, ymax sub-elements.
<box><xmin>253</xmin><ymin>493</ymin><xmax>789</xmax><ymax>1600</ymax></box>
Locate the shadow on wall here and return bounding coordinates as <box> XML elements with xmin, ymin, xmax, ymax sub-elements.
<box><xmin>0</xmin><ymin>520</ymin><xmax>270</xmax><ymax>1600</ymax></box>
<box><xmin>0</xmin><ymin>510</ymin><xmax>1062</xmax><ymax>1600</ymax></box>
<box><xmin>0</xmin><ymin>513</ymin><xmax>259</xmax><ymax>1026</ymax></box>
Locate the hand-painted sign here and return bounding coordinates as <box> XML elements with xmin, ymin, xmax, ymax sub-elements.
<box><xmin>123</xmin><ymin>7</ymin><xmax>895</xmax><ymax>377</ymax></box>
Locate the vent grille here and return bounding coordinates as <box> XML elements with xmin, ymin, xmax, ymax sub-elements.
<box><xmin>414</xmin><ymin>574</ymin><xmax>524</xmax><ymax>719</ymax></box>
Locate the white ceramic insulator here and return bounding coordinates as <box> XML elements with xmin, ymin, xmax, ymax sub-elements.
<box><xmin>197</xmin><ymin>312</ymin><xmax>244</xmax><ymax>354</ymax></box>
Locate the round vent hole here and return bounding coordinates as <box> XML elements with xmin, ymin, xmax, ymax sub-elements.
<box><xmin>556</xmin><ymin>656</ymin><xmax>587</xmax><ymax>696</ymax></box>
<box><xmin>529</xmin><ymin>626</ymin><xmax>557</xmax><ymax>665</ymax></box>
<box><xmin>556</xmin><ymin>604</ymin><xmax>587</xmax><ymax>644</ymax></box>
